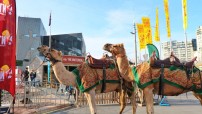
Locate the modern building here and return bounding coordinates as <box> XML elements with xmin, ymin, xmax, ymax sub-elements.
<box><xmin>42</xmin><ymin>33</ymin><xmax>86</xmax><ymax>56</ymax></box>
<box><xmin>16</xmin><ymin>16</ymin><xmax>86</xmax><ymax>85</ymax></box>
<box><xmin>16</xmin><ymin>16</ymin><xmax>47</xmax><ymax>69</ymax></box>
<box><xmin>161</xmin><ymin>40</ymin><xmax>194</xmax><ymax>61</ymax></box>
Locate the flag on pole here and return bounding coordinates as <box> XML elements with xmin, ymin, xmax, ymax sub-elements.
<box><xmin>147</xmin><ymin>44</ymin><xmax>159</xmax><ymax>59</ymax></box>
<box><xmin>136</xmin><ymin>23</ymin><xmax>146</xmax><ymax>50</ymax></box>
<box><xmin>0</xmin><ymin>0</ymin><xmax>16</xmax><ymax>97</ymax></box>
<box><xmin>155</xmin><ymin>8</ymin><xmax>160</xmax><ymax>42</ymax></box>
<box><xmin>182</xmin><ymin>0</ymin><xmax>187</xmax><ymax>30</ymax></box>
<box><xmin>49</xmin><ymin>12</ymin><xmax>51</xmax><ymax>26</ymax></box>
<box><xmin>164</xmin><ymin>0</ymin><xmax>171</xmax><ymax>38</ymax></box>
<box><xmin>142</xmin><ymin>17</ymin><xmax>153</xmax><ymax>44</ymax></box>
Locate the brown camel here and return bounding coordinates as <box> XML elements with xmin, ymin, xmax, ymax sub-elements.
<box><xmin>37</xmin><ymin>45</ymin><xmax>137</xmax><ymax>114</ymax></box>
<box><xmin>103</xmin><ymin>43</ymin><xmax>202</xmax><ymax>114</ymax></box>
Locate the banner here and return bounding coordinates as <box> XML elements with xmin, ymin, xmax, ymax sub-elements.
<box><xmin>0</xmin><ymin>0</ymin><xmax>16</xmax><ymax>96</ymax></box>
<box><xmin>155</xmin><ymin>8</ymin><xmax>160</xmax><ymax>42</ymax></box>
<box><xmin>136</xmin><ymin>23</ymin><xmax>146</xmax><ymax>50</ymax></box>
<box><xmin>142</xmin><ymin>17</ymin><xmax>152</xmax><ymax>44</ymax></box>
<box><xmin>164</xmin><ymin>0</ymin><xmax>171</xmax><ymax>38</ymax></box>
<box><xmin>182</xmin><ymin>0</ymin><xmax>187</xmax><ymax>30</ymax></box>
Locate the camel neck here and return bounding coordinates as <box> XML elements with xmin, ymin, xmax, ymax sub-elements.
<box><xmin>116</xmin><ymin>55</ymin><xmax>134</xmax><ymax>82</ymax></box>
<box><xmin>52</xmin><ymin>62</ymin><xmax>77</xmax><ymax>87</ymax></box>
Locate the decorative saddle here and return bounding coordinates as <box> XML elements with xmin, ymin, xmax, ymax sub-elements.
<box><xmin>86</xmin><ymin>55</ymin><xmax>113</xmax><ymax>69</ymax></box>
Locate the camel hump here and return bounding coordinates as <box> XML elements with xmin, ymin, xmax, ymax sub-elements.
<box><xmin>86</xmin><ymin>55</ymin><xmax>113</xmax><ymax>69</ymax></box>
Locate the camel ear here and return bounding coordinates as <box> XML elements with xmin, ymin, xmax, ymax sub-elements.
<box><xmin>58</xmin><ymin>51</ymin><xmax>63</xmax><ymax>56</ymax></box>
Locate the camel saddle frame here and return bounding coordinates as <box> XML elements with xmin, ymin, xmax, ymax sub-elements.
<box><xmin>86</xmin><ymin>55</ymin><xmax>113</xmax><ymax>69</ymax></box>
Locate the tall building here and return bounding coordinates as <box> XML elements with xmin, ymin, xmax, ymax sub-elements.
<box><xmin>196</xmin><ymin>26</ymin><xmax>202</xmax><ymax>61</ymax></box>
<box><xmin>16</xmin><ymin>16</ymin><xmax>47</xmax><ymax>69</ymax></box>
<box><xmin>42</xmin><ymin>33</ymin><xmax>86</xmax><ymax>56</ymax></box>
<box><xmin>161</xmin><ymin>40</ymin><xmax>194</xmax><ymax>61</ymax></box>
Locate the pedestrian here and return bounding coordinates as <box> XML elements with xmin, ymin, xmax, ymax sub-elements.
<box><xmin>66</xmin><ymin>86</ymin><xmax>76</xmax><ymax>100</ymax></box>
<box><xmin>20</xmin><ymin>67</ymin><xmax>32</xmax><ymax>104</ymax></box>
<box><xmin>22</xmin><ymin>67</ymin><xmax>29</xmax><ymax>85</ymax></box>
<box><xmin>30</xmin><ymin>69</ymin><xmax>36</xmax><ymax>86</ymax></box>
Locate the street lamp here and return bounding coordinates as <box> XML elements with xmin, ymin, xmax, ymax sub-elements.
<box><xmin>130</xmin><ymin>23</ymin><xmax>137</xmax><ymax>67</ymax></box>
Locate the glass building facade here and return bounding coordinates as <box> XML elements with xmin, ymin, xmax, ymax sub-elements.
<box><xmin>41</xmin><ymin>33</ymin><xmax>86</xmax><ymax>56</ymax></box>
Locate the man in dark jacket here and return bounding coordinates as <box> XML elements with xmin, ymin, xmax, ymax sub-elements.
<box><xmin>22</xmin><ymin>67</ymin><xmax>29</xmax><ymax>83</ymax></box>
<box><xmin>30</xmin><ymin>70</ymin><xmax>36</xmax><ymax>86</ymax></box>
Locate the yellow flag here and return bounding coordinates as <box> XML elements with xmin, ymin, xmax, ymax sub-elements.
<box><xmin>155</xmin><ymin>8</ymin><xmax>160</xmax><ymax>42</ymax></box>
<box><xmin>142</xmin><ymin>17</ymin><xmax>152</xmax><ymax>44</ymax></box>
<box><xmin>182</xmin><ymin>0</ymin><xmax>187</xmax><ymax>30</ymax></box>
<box><xmin>136</xmin><ymin>23</ymin><xmax>146</xmax><ymax>50</ymax></box>
<box><xmin>164</xmin><ymin>0</ymin><xmax>171</xmax><ymax>38</ymax></box>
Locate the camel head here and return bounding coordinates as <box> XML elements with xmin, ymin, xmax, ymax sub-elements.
<box><xmin>103</xmin><ymin>43</ymin><xmax>126</xmax><ymax>57</ymax></box>
<box><xmin>37</xmin><ymin>45</ymin><xmax>50</xmax><ymax>56</ymax></box>
<box><xmin>37</xmin><ymin>45</ymin><xmax>63</xmax><ymax>61</ymax></box>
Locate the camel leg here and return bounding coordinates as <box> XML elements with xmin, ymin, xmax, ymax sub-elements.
<box><xmin>137</xmin><ymin>88</ymin><xmax>144</xmax><ymax>106</ymax></box>
<box><xmin>129</xmin><ymin>91</ymin><xmax>137</xmax><ymax>114</ymax></box>
<box><xmin>119</xmin><ymin>89</ymin><xmax>126</xmax><ymax>114</ymax></box>
<box><xmin>193</xmin><ymin>92</ymin><xmax>202</xmax><ymax>105</ymax></box>
<box><xmin>143</xmin><ymin>86</ymin><xmax>154</xmax><ymax>114</ymax></box>
<box><xmin>84</xmin><ymin>89</ymin><xmax>97</xmax><ymax>114</ymax></box>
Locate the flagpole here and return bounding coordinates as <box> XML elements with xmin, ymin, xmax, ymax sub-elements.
<box><xmin>49</xmin><ymin>13</ymin><xmax>51</xmax><ymax>48</ymax></box>
<box><xmin>170</xmin><ymin>38</ymin><xmax>172</xmax><ymax>53</ymax></box>
<box><xmin>49</xmin><ymin>25</ymin><xmax>51</xmax><ymax>48</ymax></box>
<box><xmin>48</xmin><ymin>12</ymin><xmax>51</xmax><ymax>84</ymax></box>
<box><xmin>185</xmin><ymin>30</ymin><xmax>188</xmax><ymax>61</ymax></box>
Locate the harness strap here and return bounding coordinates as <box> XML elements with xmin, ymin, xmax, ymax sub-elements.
<box><xmin>159</xmin><ymin>64</ymin><xmax>164</xmax><ymax>99</ymax></box>
<box><xmin>198</xmin><ymin>68</ymin><xmax>202</xmax><ymax>89</ymax></box>
<box><xmin>101</xmin><ymin>66</ymin><xmax>106</xmax><ymax>93</ymax></box>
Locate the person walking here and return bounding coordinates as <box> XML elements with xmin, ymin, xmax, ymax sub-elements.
<box><xmin>20</xmin><ymin>67</ymin><xmax>32</xmax><ymax>104</ymax></box>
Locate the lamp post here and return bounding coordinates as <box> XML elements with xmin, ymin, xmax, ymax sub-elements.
<box><xmin>130</xmin><ymin>23</ymin><xmax>137</xmax><ymax>67</ymax></box>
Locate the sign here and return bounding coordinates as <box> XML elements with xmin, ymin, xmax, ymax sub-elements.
<box><xmin>0</xmin><ymin>0</ymin><xmax>16</xmax><ymax>97</ymax></box>
<box><xmin>62</xmin><ymin>56</ymin><xmax>85</xmax><ymax>65</ymax></box>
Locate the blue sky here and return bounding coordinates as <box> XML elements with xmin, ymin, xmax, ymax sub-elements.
<box><xmin>16</xmin><ymin>0</ymin><xmax>202</xmax><ymax>61</ymax></box>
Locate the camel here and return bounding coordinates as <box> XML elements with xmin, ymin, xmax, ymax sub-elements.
<box><xmin>103</xmin><ymin>43</ymin><xmax>202</xmax><ymax>114</ymax></box>
<box><xmin>37</xmin><ymin>45</ymin><xmax>137</xmax><ymax>114</ymax></box>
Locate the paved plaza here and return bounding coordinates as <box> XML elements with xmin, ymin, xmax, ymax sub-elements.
<box><xmin>47</xmin><ymin>92</ymin><xmax>202</xmax><ymax>114</ymax></box>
